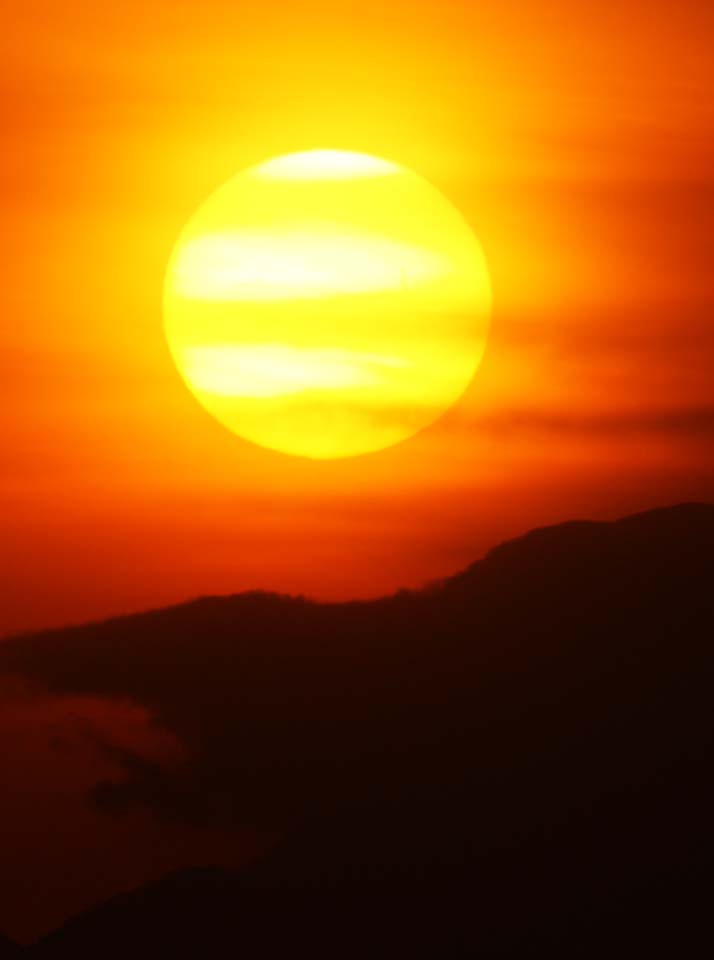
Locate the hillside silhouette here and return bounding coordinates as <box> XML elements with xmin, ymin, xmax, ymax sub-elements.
<box><xmin>1</xmin><ymin>503</ymin><xmax>713</xmax><ymax>956</ymax></box>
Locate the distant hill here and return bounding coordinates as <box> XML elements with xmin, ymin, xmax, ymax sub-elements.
<box><xmin>2</xmin><ymin>503</ymin><xmax>713</xmax><ymax>957</ymax></box>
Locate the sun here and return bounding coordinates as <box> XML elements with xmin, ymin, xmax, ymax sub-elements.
<box><xmin>163</xmin><ymin>149</ymin><xmax>491</xmax><ymax>459</ymax></box>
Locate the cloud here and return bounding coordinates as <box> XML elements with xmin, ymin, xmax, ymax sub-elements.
<box><xmin>0</xmin><ymin>674</ymin><xmax>190</xmax><ymax>941</ymax></box>
<box><xmin>465</xmin><ymin>404</ymin><xmax>714</xmax><ymax>440</ymax></box>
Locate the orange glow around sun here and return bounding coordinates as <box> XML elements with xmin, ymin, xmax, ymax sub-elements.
<box><xmin>2</xmin><ymin>0</ymin><xmax>713</xmax><ymax>641</ymax></box>
<box><xmin>163</xmin><ymin>149</ymin><xmax>491</xmax><ymax>458</ymax></box>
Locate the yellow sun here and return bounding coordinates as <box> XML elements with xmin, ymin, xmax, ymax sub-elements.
<box><xmin>164</xmin><ymin>149</ymin><xmax>491</xmax><ymax>459</ymax></box>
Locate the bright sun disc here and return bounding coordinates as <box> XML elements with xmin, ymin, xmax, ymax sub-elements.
<box><xmin>164</xmin><ymin>149</ymin><xmax>491</xmax><ymax>459</ymax></box>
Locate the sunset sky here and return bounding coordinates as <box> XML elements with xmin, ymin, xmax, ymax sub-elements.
<box><xmin>2</xmin><ymin>0</ymin><xmax>713</xmax><ymax>636</ymax></box>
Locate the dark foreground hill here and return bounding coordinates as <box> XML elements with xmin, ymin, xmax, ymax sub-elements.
<box><xmin>2</xmin><ymin>503</ymin><xmax>713</xmax><ymax>957</ymax></box>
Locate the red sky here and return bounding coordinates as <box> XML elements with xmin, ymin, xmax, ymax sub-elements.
<box><xmin>2</xmin><ymin>0</ymin><xmax>713</xmax><ymax>635</ymax></box>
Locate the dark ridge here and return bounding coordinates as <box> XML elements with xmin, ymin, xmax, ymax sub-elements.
<box><xmin>4</xmin><ymin>501</ymin><xmax>712</xmax><ymax>644</ymax></box>
<box><xmin>0</xmin><ymin>503</ymin><xmax>711</xmax><ymax>957</ymax></box>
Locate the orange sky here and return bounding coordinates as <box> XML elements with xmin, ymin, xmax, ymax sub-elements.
<box><xmin>2</xmin><ymin>0</ymin><xmax>713</xmax><ymax>635</ymax></box>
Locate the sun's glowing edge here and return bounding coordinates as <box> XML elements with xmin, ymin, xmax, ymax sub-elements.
<box><xmin>254</xmin><ymin>149</ymin><xmax>400</xmax><ymax>181</ymax></box>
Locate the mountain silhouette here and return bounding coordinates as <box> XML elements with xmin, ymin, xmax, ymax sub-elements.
<box><xmin>2</xmin><ymin>503</ymin><xmax>713</xmax><ymax>956</ymax></box>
